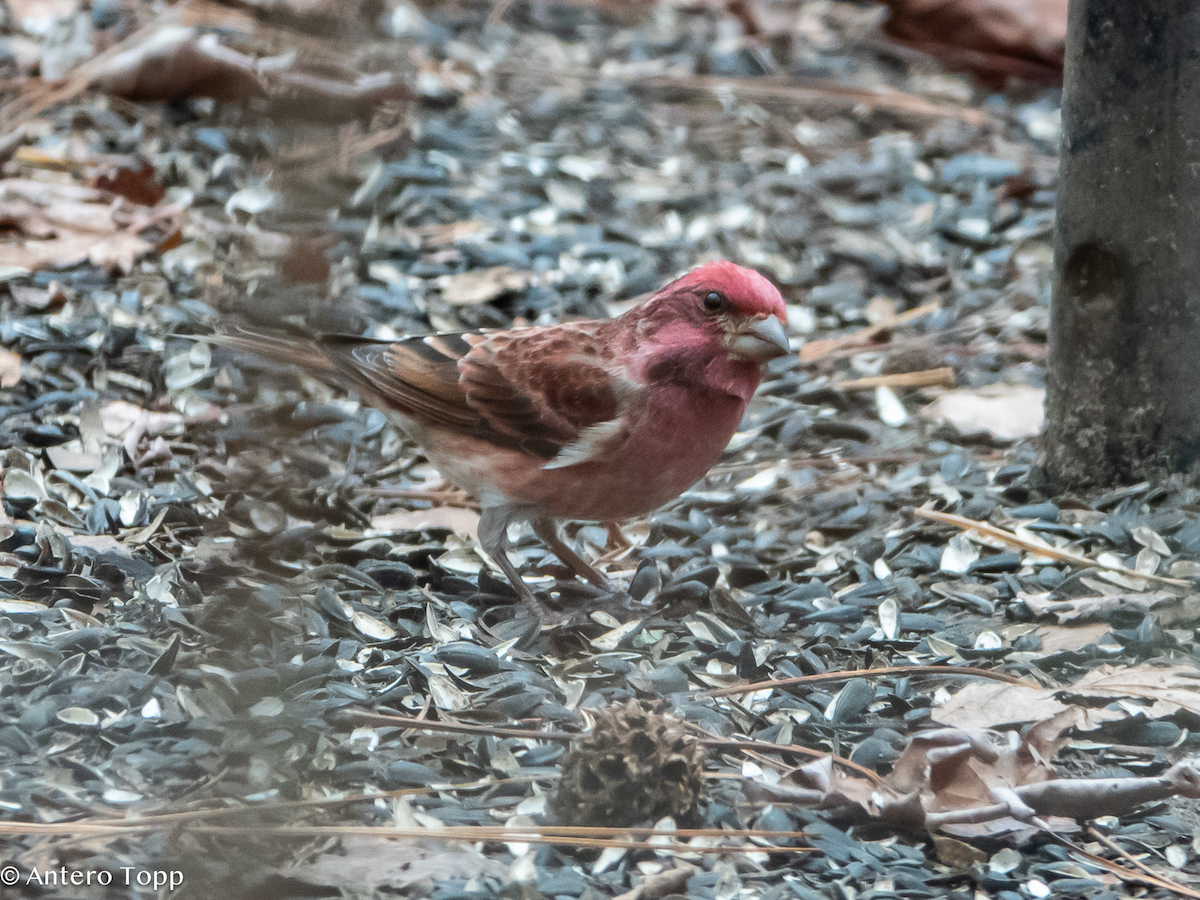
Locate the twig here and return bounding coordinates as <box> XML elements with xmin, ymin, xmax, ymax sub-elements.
<box><xmin>633</xmin><ymin>75</ymin><xmax>989</xmax><ymax>125</ymax></box>
<box><xmin>359</xmin><ymin>486</ymin><xmax>478</xmax><ymax>507</ymax></box>
<box><xmin>703</xmin><ymin>664</ymin><xmax>1029</xmax><ymax>699</ymax></box>
<box><xmin>0</xmin><ymin>819</ymin><xmax>815</xmax><ymax>853</ymax></box>
<box><xmin>340</xmin><ymin>708</ymin><xmax>882</xmax><ymax>784</ymax></box>
<box><xmin>914</xmin><ymin>507</ymin><xmax>1191</xmax><ymax>587</ymax></box>
<box><xmin>37</xmin><ymin>778</ymin><xmax>540</xmax><ymax>829</ymax></box>
<box><xmin>837</xmin><ymin>367</ymin><xmax>955</xmax><ymax>392</ymax></box>
<box><xmin>1075</xmin><ymin>828</ymin><xmax>1200</xmax><ymax>900</ymax></box>
<box><xmin>801</xmin><ymin>301</ymin><xmax>941</xmax><ymax>363</ymax></box>
<box><xmin>684</xmin><ymin>723</ymin><xmax>884</xmax><ymax>787</ymax></box>
<box><xmin>337</xmin><ymin>708</ymin><xmax>578</xmax><ymax>742</ymax></box>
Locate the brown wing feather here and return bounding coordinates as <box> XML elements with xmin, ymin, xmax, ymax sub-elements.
<box><xmin>209</xmin><ymin>329</ymin><xmax>341</xmax><ymax>379</ymax></box>
<box><xmin>458</xmin><ymin>325</ymin><xmax>629</xmax><ymax>459</ymax></box>
<box><xmin>214</xmin><ymin>328</ymin><xmax>482</xmax><ymax>431</ymax></box>
<box><xmin>218</xmin><ymin>323</ymin><xmax>632</xmax><ymax>462</ymax></box>
<box><xmin>326</xmin><ymin>335</ymin><xmax>480</xmax><ymax>430</ymax></box>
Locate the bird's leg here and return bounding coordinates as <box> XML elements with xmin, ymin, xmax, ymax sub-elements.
<box><xmin>478</xmin><ymin>507</ymin><xmax>542</xmax><ymax>619</ymax></box>
<box><xmin>604</xmin><ymin>521</ymin><xmax>632</xmax><ymax>551</ymax></box>
<box><xmin>531</xmin><ymin>519</ymin><xmax>612</xmax><ymax>591</ymax></box>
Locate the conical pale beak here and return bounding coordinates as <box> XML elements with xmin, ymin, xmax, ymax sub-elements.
<box><xmin>727</xmin><ymin>315</ymin><xmax>791</xmax><ymax>361</ymax></box>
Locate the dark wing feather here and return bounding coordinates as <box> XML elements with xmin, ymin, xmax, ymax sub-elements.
<box><xmin>219</xmin><ymin>324</ymin><xmax>631</xmax><ymax>462</ymax></box>
<box><xmin>457</xmin><ymin>326</ymin><xmax>628</xmax><ymax>460</ymax></box>
<box><xmin>321</xmin><ymin>334</ymin><xmax>481</xmax><ymax>431</ymax></box>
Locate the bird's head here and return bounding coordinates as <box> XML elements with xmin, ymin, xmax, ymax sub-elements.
<box><xmin>634</xmin><ymin>260</ymin><xmax>791</xmax><ymax>364</ymax></box>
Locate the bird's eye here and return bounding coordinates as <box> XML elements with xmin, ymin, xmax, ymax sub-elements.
<box><xmin>703</xmin><ymin>291</ymin><xmax>724</xmax><ymax>312</ymax></box>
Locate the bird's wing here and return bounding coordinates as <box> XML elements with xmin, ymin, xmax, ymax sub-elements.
<box><xmin>456</xmin><ymin>325</ymin><xmax>635</xmax><ymax>463</ymax></box>
<box><xmin>213</xmin><ymin>328</ymin><xmax>482</xmax><ymax>431</ymax></box>
<box><xmin>217</xmin><ymin>325</ymin><xmax>638</xmax><ymax>464</ymax></box>
<box><xmin>328</xmin><ymin>325</ymin><xmax>637</xmax><ymax>464</ymax></box>
<box><xmin>322</xmin><ymin>332</ymin><xmax>483</xmax><ymax>431</ymax></box>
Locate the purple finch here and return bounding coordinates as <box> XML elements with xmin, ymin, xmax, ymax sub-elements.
<box><xmin>219</xmin><ymin>261</ymin><xmax>789</xmax><ymax>610</ymax></box>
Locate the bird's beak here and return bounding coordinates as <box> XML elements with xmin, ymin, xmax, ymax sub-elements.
<box><xmin>727</xmin><ymin>315</ymin><xmax>791</xmax><ymax>361</ymax></box>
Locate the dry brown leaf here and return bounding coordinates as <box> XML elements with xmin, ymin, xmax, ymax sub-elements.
<box><xmin>0</xmin><ymin>200</ymin><xmax>54</xmax><ymax>238</ymax></box>
<box><xmin>765</xmin><ymin>710</ymin><xmax>1083</xmax><ymax>835</ymax></box>
<box><xmin>435</xmin><ymin>266</ymin><xmax>532</xmax><ymax>306</ymax></box>
<box><xmin>0</xmin><ymin>347</ymin><xmax>21</xmax><ymax>388</ymax></box>
<box><xmin>89</xmin><ymin>27</ymin><xmax>266</xmax><ymax>103</ymax></box>
<box><xmin>932</xmin><ymin>834</ymin><xmax>988</xmax><ymax>867</ymax></box>
<box><xmin>1067</xmin><ymin>664</ymin><xmax>1200</xmax><ymax>718</ymax></box>
<box><xmin>69</xmin><ymin>534</ymin><xmax>132</xmax><ymax>556</ymax></box>
<box><xmin>872</xmin><ymin>710</ymin><xmax>1095</xmax><ymax>836</ymax></box>
<box><xmin>88</xmin><ymin>25</ymin><xmax>409</xmax><ymax>122</ymax></box>
<box><xmin>0</xmin><ymin>177</ymin><xmax>109</xmax><ymax>207</ymax></box>
<box><xmin>1034</xmin><ymin>622</ymin><xmax>1113</xmax><ymax>654</ymax></box>
<box><xmin>880</xmin><ymin>0</ymin><xmax>1067</xmax><ymax>85</ymax></box>
<box><xmin>92</xmin><ymin>163</ymin><xmax>165</xmax><ymax>206</ymax></box>
<box><xmin>0</xmin><ymin>196</ymin><xmax>117</xmax><ymax>234</ymax></box>
<box><xmin>0</xmin><ymin>233</ymin><xmax>106</xmax><ymax>272</ymax></box>
<box><xmin>87</xmin><ymin>231</ymin><xmax>154</xmax><ymax>274</ymax></box>
<box><xmin>921</xmin><ymin>384</ymin><xmax>1044</xmax><ymax>441</ymax></box>
<box><xmin>932</xmin><ymin>682</ymin><xmax>1108</xmax><ymax>731</ymax></box>
<box><xmin>891</xmin><ymin>712</ymin><xmax>1200</xmax><ymax>830</ymax></box>
<box><xmin>757</xmin><ymin>708</ymin><xmax>1200</xmax><ymax>836</ymax></box>
<box><xmin>9</xmin><ymin>0</ymin><xmax>78</xmax><ymax>23</ymax></box>
<box><xmin>0</xmin><ymin>176</ymin><xmax>168</xmax><ymax>273</ymax></box>
<box><xmin>99</xmin><ymin>400</ymin><xmax>184</xmax><ymax>438</ymax></box>
<box><xmin>934</xmin><ymin>663</ymin><xmax>1200</xmax><ymax>731</ymax></box>
<box><xmin>888</xmin><ymin>720</ymin><xmax>1060</xmax><ymax>800</ymax></box>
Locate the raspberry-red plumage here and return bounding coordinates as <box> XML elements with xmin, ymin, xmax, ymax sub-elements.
<box><xmin>217</xmin><ymin>261</ymin><xmax>790</xmax><ymax>612</ymax></box>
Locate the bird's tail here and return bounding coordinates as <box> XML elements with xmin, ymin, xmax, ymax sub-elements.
<box><xmin>204</xmin><ymin>327</ymin><xmax>341</xmax><ymax>382</ymax></box>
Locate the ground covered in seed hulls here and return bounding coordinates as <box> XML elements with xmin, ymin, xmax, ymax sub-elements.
<box><xmin>1</xmin><ymin>1</ymin><xmax>1199</xmax><ymax>898</ymax></box>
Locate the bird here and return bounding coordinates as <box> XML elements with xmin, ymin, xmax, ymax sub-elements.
<box><xmin>215</xmin><ymin>260</ymin><xmax>790</xmax><ymax>614</ymax></box>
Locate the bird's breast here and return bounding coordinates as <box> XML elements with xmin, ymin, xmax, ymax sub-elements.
<box><xmin>520</xmin><ymin>385</ymin><xmax>746</xmax><ymax>521</ymax></box>
<box><xmin>393</xmin><ymin>384</ymin><xmax>748</xmax><ymax>522</ymax></box>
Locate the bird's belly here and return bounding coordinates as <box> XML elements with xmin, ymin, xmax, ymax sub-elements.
<box><xmin>411</xmin><ymin>390</ymin><xmax>745</xmax><ymax>522</ymax></box>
